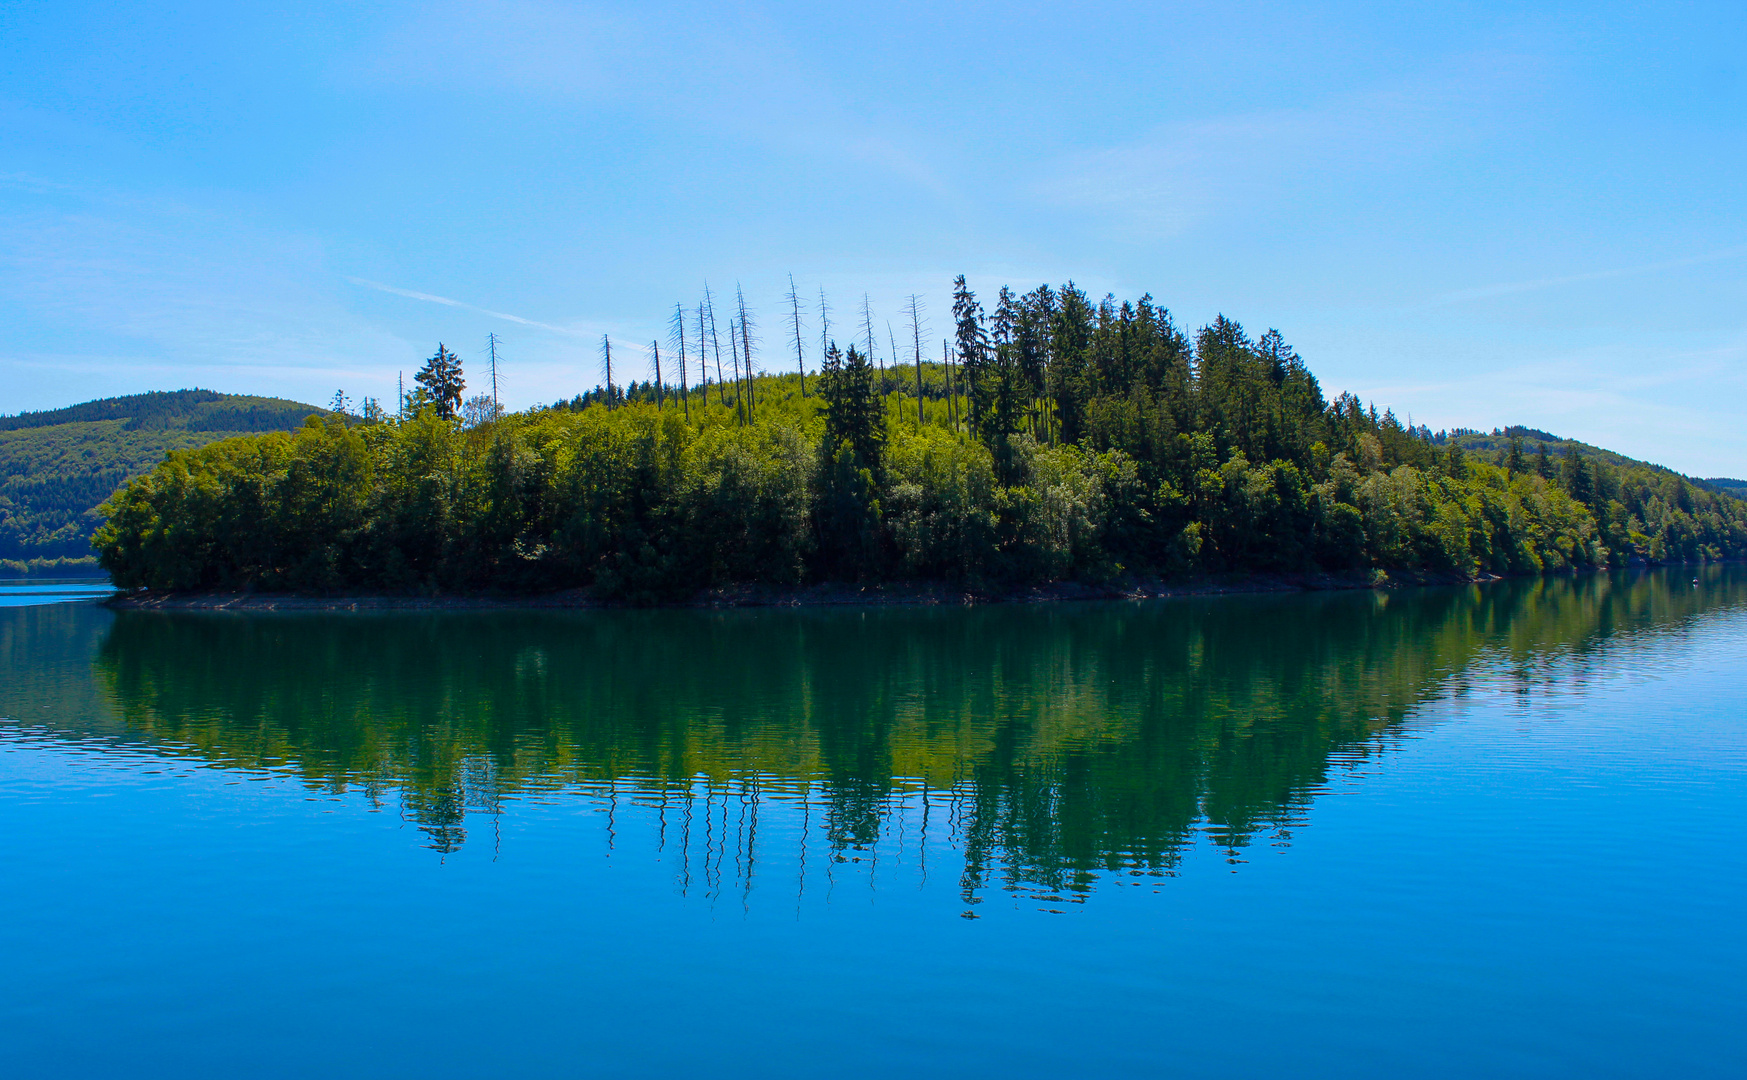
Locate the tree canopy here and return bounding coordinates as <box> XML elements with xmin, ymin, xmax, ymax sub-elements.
<box><xmin>92</xmin><ymin>280</ymin><xmax>1747</xmax><ymax>596</ymax></box>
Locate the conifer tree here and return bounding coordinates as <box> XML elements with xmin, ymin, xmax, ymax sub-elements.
<box><xmin>952</xmin><ymin>275</ymin><xmax>993</xmax><ymax>439</ymax></box>
<box><xmin>1048</xmin><ymin>283</ymin><xmax>1093</xmax><ymax>445</ymax></box>
<box><xmin>819</xmin><ymin>343</ymin><xmax>885</xmax><ymax>472</ymax></box>
<box><xmin>414</xmin><ymin>344</ymin><xmax>465</xmax><ymax>420</ymax></box>
<box><xmin>1563</xmin><ymin>446</ymin><xmax>1595</xmax><ymax>505</ymax></box>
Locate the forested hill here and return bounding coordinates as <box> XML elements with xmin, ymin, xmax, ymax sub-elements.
<box><xmin>2</xmin><ymin>391</ymin><xmax>328</xmax><ymax>572</ymax></box>
<box><xmin>95</xmin><ymin>277</ymin><xmax>1747</xmax><ymax>597</ymax></box>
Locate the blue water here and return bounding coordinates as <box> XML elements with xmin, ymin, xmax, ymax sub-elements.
<box><xmin>1</xmin><ymin>570</ymin><xmax>1743</xmax><ymax>1077</ymax></box>
<box><xmin>0</xmin><ymin>577</ymin><xmax>114</xmax><ymax>607</ymax></box>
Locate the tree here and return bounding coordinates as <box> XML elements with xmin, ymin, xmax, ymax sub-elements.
<box><xmin>988</xmin><ymin>286</ymin><xmax>1026</xmax><ymax>444</ymax></box>
<box><xmin>415</xmin><ymin>345</ymin><xmax>465</xmax><ymax>420</ymax></box>
<box><xmin>819</xmin><ymin>343</ymin><xmax>885</xmax><ymax>473</ymax></box>
<box><xmin>906</xmin><ymin>294</ymin><xmax>926</xmax><ymax>425</ymax></box>
<box><xmin>1563</xmin><ymin>446</ymin><xmax>1595</xmax><ymax>505</ymax></box>
<box><xmin>952</xmin><ymin>275</ymin><xmax>993</xmax><ymax>439</ymax></box>
<box><xmin>1048</xmin><ymin>284</ymin><xmax>1094</xmax><ymax>445</ymax></box>
<box><xmin>600</xmin><ymin>336</ymin><xmax>616</xmax><ymax>409</ymax></box>
<box><xmin>787</xmin><ymin>274</ymin><xmax>808</xmax><ymax>398</ymax></box>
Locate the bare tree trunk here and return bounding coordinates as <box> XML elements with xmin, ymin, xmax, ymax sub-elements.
<box><xmin>943</xmin><ymin>338</ymin><xmax>956</xmax><ymax>430</ymax></box>
<box><xmin>652</xmin><ymin>341</ymin><xmax>664</xmax><ymax>410</ymax></box>
<box><xmin>488</xmin><ymin>332</ymin><xmax>501</xmax><ymax>414</ymax></box>
<box><xmin>861</xmin><ymin>294</ymin><xmax>880</xmax><ymax>388</ymax></box>
<box><xmin>887</xmin><ymin>320</ymin><xmax>902</xmax><ymax>426</ymax></box>
<box><xmin>601</xmin><ymin>335</ymin><xmax>614</xmax><ymax>409</ymax></box>
<box><xmin>787</xmin><ymin>274</ymin><xmax>807</xmax><ymax>397</ymax></box>
<box><xmin>818</xmin><ymin>287</ymin><xmax>831</xmax><ymax>364</ymax></box>
<box><xmin>705</xmin><ymin>287</ymin><xmax>728</xmax><ymax>407</ymax></box>
<box><xmin>672</xmin><ymin>303</ymin><xmax>691</xmax><ymax>422</ymax></box>
<box><xmin>696</xmin><ymin>303</ymin><xmax>709</xmax><ymax>408</ymax></box>
<box><xmin>907</xmin><ymin>295</ymin><xmax>925</xmax><ymax>426</ymax></box>
<box><xmin>727</xmin><ymin>317</ymin><xmax>746</xmax><ymax>424</ymax></box>
<box><xmin>736</xmin><ymin>284</ymin><xmax>755</xmax><ymax>423</ymax></box>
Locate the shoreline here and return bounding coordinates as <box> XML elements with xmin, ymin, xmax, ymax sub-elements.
<box><xmin>105</xmin><ymin>568</ymin><xmax>1509</xmax><ymax>612</ymax></box>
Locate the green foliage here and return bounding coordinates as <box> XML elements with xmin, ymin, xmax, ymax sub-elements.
<box><xmin>415</xmin><ymin>345</ymin><xmax>466</xmax><ymax>420</ymax></box>
<box><xmin>92</xmin><ymin>282</ymin><xmax>1747</xmax><ymax>596</ymax></box>
<box><xmin>0</xmin><ymin>391</ymin><xmax>329</xmax><ymax>564</ymax></box>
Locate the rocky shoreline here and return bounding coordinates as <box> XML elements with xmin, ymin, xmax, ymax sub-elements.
<box><xmin>104</xmin><ymin>568</ymin><xmax>1501</xmax><ymax>612</ymax></box>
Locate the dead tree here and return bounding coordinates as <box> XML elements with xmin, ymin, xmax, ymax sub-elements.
<box><xmin>911</xmin><ymin>300</ymin><xmax>931</xmax><ymax>424</ymax></box>
<box><xmin>652</xmin><ymin>341</ymin><xmax>664</xmax><ymax>410</ymax></box>
<box><xmin>727</xmin><ymin>316</ymin><xmax>746</xmax><ymax>424</ymax></box>
<box><xmin>786</xmin><ymin>274</ymin><xmax>807</xmax><ymax>397</ymax></box>
<box><xmin>705</xmin><ymin>286</ymin><xmax>729</xmax><ymax>407</ymax></box>
<box><xmin>817</xmin><ymin>287</ymin><xmax>832</xmax><ymax>365</ymax></box>
<box><xmin>887</xmin><ymin>319</ymin><xmax>902</xmax><ymax>417</ymax></box>
<box><xmin>670</xmin><ymin>303</ymin><xmax>691</xmax><ymax>421</ymax></box>
<box><xmin>860</xmin><ymin>293</ymin><xmax>880</xmax><ymax>383</ymax></box>
<box><xmin>487</xmin><ymin>332</ymin><xmax>502</xmax><ymax>413</ymax></box>
<box><xmin>601</xmin><ymin>335</ymin><xmax>615</xmax><ymax>409</ymax></box>
<box><xmin>943</xmin><ymin>338</ymin><xmax>956</xmax><ymax>429</ymax></box>
<box><xmin>736</xmin><ymin>283</ymin><xmax>755</xmax><ymax>423</ymax></box>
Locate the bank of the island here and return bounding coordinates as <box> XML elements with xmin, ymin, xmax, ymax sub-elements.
<box><xmin>105</xmin><ymin>568</ymin><xmax>1512</xmax><ymax>611</ymax></box>
<box><xmin>91</xmin><ymin>279</ymin><xmax>1747</xmax><ymax>606</ymax></box>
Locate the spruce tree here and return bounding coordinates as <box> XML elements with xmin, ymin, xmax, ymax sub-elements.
<box><xmin>819</xmin><ymin>343</ymin><xmax>885</xmax><ymax>472</ymax></box>
<box><xmin>414</xmin><ymin>344</ymin><xmax>465</xmax><ymax>420</ymax></box>
<box><xmin>1506</xmin><ymin>436</ymin><xmax>1526</xmax><ymax>478</ymax></box>
<box><xmin>952</xmin><ymin>275</ymin><xmax>993</xmax><ymax>439</ymax></box>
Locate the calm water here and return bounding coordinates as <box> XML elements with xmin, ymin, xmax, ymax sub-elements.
<box><xmin>2</xmin><ymin>570</ymin><xmax>1744</xmax><ymax>1077</ymax></box>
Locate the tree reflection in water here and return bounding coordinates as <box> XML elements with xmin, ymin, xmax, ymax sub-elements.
<box><xmin>62</xmin><ymin>567</ymin><xmax>1742</xmax><ymax>906</ymax></box>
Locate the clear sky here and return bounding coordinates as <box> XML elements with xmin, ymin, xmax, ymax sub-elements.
<box><xmin>3</xmin><ymin>1</ymin><xmax>1743</xmax><ymax>474</ymax></box>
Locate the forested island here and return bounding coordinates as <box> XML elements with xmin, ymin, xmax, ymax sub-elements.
<box><xmin>92</xmin><ymin>278</ymin><xmax>1747</xmax><ymax>600</ymax></box>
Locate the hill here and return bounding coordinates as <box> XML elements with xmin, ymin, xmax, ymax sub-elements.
<box><xmin>92</xmin><ymin>280</ymin><xmax>1747</xmax><ymax>598</ymax></box>
<box><xmin>1</xmin><ymin>391</ymin><xmax>330</xmax><ymax>574</ymax></box>
<box><xmin>1435</xmin><ymin>426</ymin><xmax>1688</xmax><ymax>478</ymax></box>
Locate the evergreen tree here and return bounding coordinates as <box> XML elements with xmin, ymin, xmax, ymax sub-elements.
<box><xmin>952</xmin><ymin>276</ymin><xmax>994</xmax><ymax>440</ymax></box>
<box><xmin>414</xmin><ymin>345</ymin><xmax>465</xmax><ymax>420</ymax></box>
<box><xmin>988</xmin><ymin>286</ymin><xmax>1026</xmax><ymax>444</ymax></box>
<box><xmin>819</xmin><ymin>343</ymin><xmax>885</xmax><ymax>473</ymax></box>
<box><xmin>1048</xmin><ymin>284</ymin><xmax>1094</xmax><ymax>445</ymax></box>
<box><xmin>1563</xmin><ymin>446</ymin><xmax>1595</xmax><ymax>505</ymax></box>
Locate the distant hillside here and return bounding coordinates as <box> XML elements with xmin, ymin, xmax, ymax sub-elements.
<box><xmin>1441</xmin><ymin>426</ymin><xmax>1695</xmax><ymax>480</ymax></box>
<box><xmin>1704</xmin><ymin>478</ymin><xmax>1747</xmax><ymax>499</ymax></box>
<box><xmin>1</xmin><ymin>390</ymin><xmax>329</xmax><ymax>573</ymax></box>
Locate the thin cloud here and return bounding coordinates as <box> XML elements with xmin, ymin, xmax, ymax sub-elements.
<box><xmin>347</xmin><ymin>278</ymin><xmax>587</xmax><ymax>337</ymax></box>
<box><xmin>1430</xmin><ymin>246</ymin><xmax>1747</xmax><ymax>306</ymax></box>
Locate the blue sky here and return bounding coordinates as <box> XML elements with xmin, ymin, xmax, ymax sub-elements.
<box><xmin>3</xmin><ymin>1</ymin><xmax>1743</xmax><ymax>474</ymax></box>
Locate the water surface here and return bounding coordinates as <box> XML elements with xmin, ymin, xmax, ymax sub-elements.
<box><xmin>2</xmin><ymin>569</ymin><xmax>1743</xmax><ymax>1077</ymax></box>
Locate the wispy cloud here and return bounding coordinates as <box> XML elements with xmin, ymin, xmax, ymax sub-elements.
<box><xmin>1428</xmin><ymin>246</ymin><xmax>1747</xmax><ymax>305</ymax></box>
<box><xmin>1033</xmin><ymin>53</ymin><xmax>1533</xmax><ymax>240</ymax></box>
<box><xmin>347</xmin><ymin>278</ymin><xmax>587</xmax><ymax>337</ymax></box>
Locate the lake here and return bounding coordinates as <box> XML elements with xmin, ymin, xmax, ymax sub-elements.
<box><xmin>2</xmin><ymin>569</ymin><xmax>1743</xmax><ymax>1077</ymax></box>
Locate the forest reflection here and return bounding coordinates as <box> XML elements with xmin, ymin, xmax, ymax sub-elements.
<box><xmin>69</xmin><ymin>568</ymin><xmax>1744</xmax><ymax>904</ymax></box>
